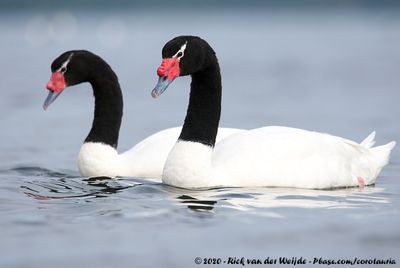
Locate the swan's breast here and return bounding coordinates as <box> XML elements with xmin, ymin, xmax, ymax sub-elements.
<box><xmin>78</xmin><ymin>142</ymin><xmax>121</xmax><ymax>178</ymax></box>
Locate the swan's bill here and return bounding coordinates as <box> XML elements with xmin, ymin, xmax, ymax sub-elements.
<box><xmin>152</xmin><ymin>76</ymin><xmax>173</xmax><ymax>98</ymax></box>
<box><xmin>43</xmin><ymin>90</ymin><xmax>62</xmax><ymax>110</ymax></box>
<box><xmin>43</xmin><ymin>53</ymin><xmax>72</xmax><ymax>110</ymax></box>
<box><xmin>44</xmin><ymin>71</ymin><xmax>67</xmax><ymax>110</ymax></box>
<box><xmin>153</xmin><ymin>57</ymin><xmax>181</xmax><ymax>98</ymax></box>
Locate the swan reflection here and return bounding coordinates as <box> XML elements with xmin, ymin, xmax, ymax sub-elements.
<box><xmin>20</xmin><ymin>170</ymin><xmax>139</xmax><ymax>200</ymax></box>
<box><xmin>18</xmin><ymin>167</ymin><xmax>389</xmax><ymax>216</ymax></box>
<box><xmin>172</xmin><ymin>185</ymin><xmax>388</xmax><ymax>213</ymax></box>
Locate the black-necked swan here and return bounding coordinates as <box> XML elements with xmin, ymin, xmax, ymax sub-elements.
<box><xmin>151</xmin><ymin>36</ymin><xmax>396</xmax><ymax>189</ymax></box>
<box><xmin>44</xmin><ymin>50</ymin><xmax>242</xmax><ymax>178</ymax></box>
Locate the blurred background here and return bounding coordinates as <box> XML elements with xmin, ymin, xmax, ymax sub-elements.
<box><xmin>0</xmin><ymin>1</ymin><xmax>399</xmax><ymax>268</ymax></box>
<box><xmin>0</xmin><ymin>0</ymin><xmax>399</xmax><ymax>169</ymax></box>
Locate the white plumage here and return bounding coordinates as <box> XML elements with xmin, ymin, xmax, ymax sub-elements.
<box><xmin>163</xmin><ymin>127</ymin><xmax>395</xmax><ymax>189</ymax></box>
<box><xmin>78</xmin><ymin>127</ymin><xmax>242</xmax><ymax>178</ymax></box>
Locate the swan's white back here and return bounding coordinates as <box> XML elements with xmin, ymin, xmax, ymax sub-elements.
<box><xmin>162</xmin><ymin>127</ymin><xmax>395</xmax><ymax>189</ymax></box>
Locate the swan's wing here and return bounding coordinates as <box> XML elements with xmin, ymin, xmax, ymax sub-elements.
<box><xmin>120</xmin><ymin>127</ymin><xmax>243</xmax><ymax>177</ymax></box>
<box><xmin>119</xmin><ymin>127</ymin><xmax>180</xmax><ymax>177</ymax></box>
<box><xmin>212</xmin><ymin>126</ymin><xmax>377</xmax><ymax>189</ymax></box>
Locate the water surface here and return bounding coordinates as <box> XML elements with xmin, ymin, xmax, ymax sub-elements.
<box><xmin>0</xmin><ymin>8</ymin><xmax>399</xmax><ymax>268</ymax></box>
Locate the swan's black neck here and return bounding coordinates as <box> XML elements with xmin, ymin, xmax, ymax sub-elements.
<box><xmin>84</xmin><ymin>65</ymin><xmax>123</xmax><ymax>148</ymax></box>
<box><xmin>178</xmin><ymin>59</ymin><xmax>221</xmax><ymax>147</ymax></box>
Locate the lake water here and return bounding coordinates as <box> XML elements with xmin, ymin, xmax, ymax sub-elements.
<box><xmin>0</xmin><ymin>7</ymin><xmax>399</xmax><ymax>268</ymax></box>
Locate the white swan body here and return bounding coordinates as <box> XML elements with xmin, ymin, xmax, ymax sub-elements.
<box><xmin>78</xmin><ymin>127</ymin><xmax>242</xmax><ymax>178</ymax></box>
<box><xmin>163</xmin><ymin>127</ymin><xmax>395</xmax><ymax>189</ymax></box>
<box><xmin>152</xmin><ymin>36</ymin><xmax>395</xmax><ymax>190</ymax></box>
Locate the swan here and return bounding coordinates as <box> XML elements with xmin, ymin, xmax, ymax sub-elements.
<box><xmin>44</xmin><ymin>50</ymin><xmax>242</xmax><ymax>178</ymax></box>
<box><xmin>151</xmin><ymin>36</ymin><xmax>396</xmax><ymax>189</ymax></box>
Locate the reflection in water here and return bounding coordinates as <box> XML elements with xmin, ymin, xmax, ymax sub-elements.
<box><xmin>170</xmin><ymin>188</ymin><xmax>391</xmax><ymax>218</ymax></box>
<box><xmin>84</xmin><ymin>176</ymin><xmax>136</xmax><ymax>195</ymax></box>
<box><xmin>16</xmin><ymin>167</ymin><xmax>138</xmax><ymax>200</ymax></box>
<box><xmin>177</xmin><ymin>195</ymin><xmax>217</xmax><ymax>211</ymax></box>
<box><xmin>16</xmin><ymin>166</ymin><xmax>390</xmax><ymax>215</ymax></box>
<box><xmin>21</xmin><ymin>178</ymin><xmax>138</xmax><ymax>200</ymax></box>
<box><xmin>172</xmin><ymin>186</ymin><xmax>388</xmax><ymax>215</ymax></box>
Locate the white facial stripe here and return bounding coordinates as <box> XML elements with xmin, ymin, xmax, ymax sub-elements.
<box><xmin>57</xmin><ymin>53</ymin><xmax>74</xmax><ymax>73</ymax></box>
<box><xmin>173</xmin><ymin>41</ymin><xmax>187</xmax><ymax>60</ymax></box>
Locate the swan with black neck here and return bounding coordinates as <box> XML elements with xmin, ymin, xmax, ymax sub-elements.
<box><xmin>44</xmin><ymin>50</ymin><xmax>242</xmax><ymax>178</ymax></box>
<box><xmin>152</xmin><ymin>36</ymin><xmax>396</xmax><ymax>189</ymax></box>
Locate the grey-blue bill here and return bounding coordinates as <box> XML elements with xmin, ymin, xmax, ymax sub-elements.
<box><xmin>43</xmin><ymin>90</ymin><xmax>62</xmax><ymax>110</ymax></box>
<box><xmin>151</xmin><ymin>76</ymin><xmax>174</xmax><ymax>98</ymax></box>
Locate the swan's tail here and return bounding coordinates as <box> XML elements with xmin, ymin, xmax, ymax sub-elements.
<box><xmin>360</xmin><ymin>131</ymin><xmax>396</xmax><ymax>166</ymax></box>
<box><xmin>361</xmin><ymin>131</ymin><xmax>376</xmax><ymax>148</ymax></box>
<box><xmin>355</xmin><ymin>133</ymin><xmax>395</xmax><ymax>186</ymax></box>
<box><xmin>370</xmin><ymin>141</ymin><xmax>396</xmax><ymax>168</ymax></box>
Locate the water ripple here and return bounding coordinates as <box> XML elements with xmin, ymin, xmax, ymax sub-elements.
<box><xmin>16</xmin><ymin>168</ymin><xmax>140</xmax><ymax>200</ymax></box>
<box><xmin>3</xmin><ymin>166</ymin><xmax>393</xmax><ymax>215</ymax></box>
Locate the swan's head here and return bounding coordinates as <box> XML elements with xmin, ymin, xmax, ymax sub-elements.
<box><xmin>152</xmin><ymin>35</ymin><xmax>215</xmax><ymax>98</ymax></box>
<box><xmin>43</xmin><ymin>50</ymin><xmax>100</xmax><ymax>110</ymax></box>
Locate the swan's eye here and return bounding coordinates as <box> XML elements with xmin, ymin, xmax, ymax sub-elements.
<box><xmin>57</xmin><ymin>52</ymin><xmax>74</xmax><ymax>74</ymax></box>
<box><xmin>174</xmin><ymin>42</ymin><xmax>187</xmax><ymax>59</ymax></box>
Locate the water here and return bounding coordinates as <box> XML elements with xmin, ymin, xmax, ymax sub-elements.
<box><xmin>0</xmin><ymin>7</ymin><xmax>400</xmax><ymax>268</ymax></box>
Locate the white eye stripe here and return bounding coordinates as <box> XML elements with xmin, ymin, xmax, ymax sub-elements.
<box><xmin>173</xmin><ymin>41</ymin><xmax>187</xmax><ymax>60</ymax></box>
<box><xmin>57</xmin><ymin>53</ymin><xmax>74</xmax><ymax>73</ymax></box>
